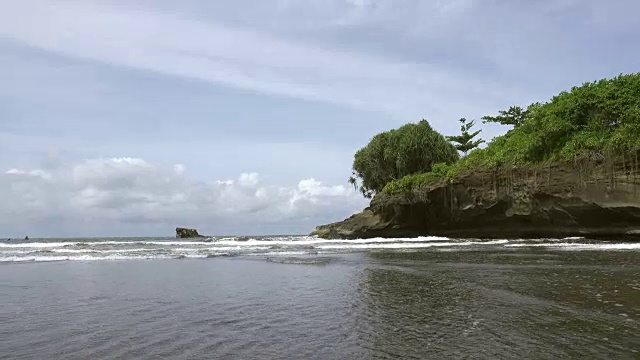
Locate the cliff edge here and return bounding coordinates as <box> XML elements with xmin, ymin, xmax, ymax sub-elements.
<box><xmin>312</xmin><ymin>158</ymin><xmax>640</xmax><ymax>240</ymax></box>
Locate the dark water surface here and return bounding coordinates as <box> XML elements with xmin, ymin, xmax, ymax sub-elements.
<box><xmin>0</xmin><ymin>237</ymin><xmax>638</xmax><ymax>359</ymax></box>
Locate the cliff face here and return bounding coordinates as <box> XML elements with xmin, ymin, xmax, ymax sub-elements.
<box><xmin>312</xmin><ymin>157</ymin><xmax>640</xmax><ymax>239</ymax></box>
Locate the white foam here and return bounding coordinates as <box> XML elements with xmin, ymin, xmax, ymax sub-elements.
<box><xmin>0</xmin><ymin>242</ymin><xmax>77</xmax><ymax>248</ymax></box>
<box><xmin>252</xmin><ymin>251</ymin><xmax>313</xmax><ymax>256</ymax></box>
<box><xmin>171</xmin><ymin>246</ymin><xmax>251</xmax><ymax>252</ymax></box>
<box><xmin>0</xmin><ymin>247</ymin><xmax>172</xmax><ymax>255</ymax></box>
<box><xmin>0</xmin><ymin>240</ymin><xmax>156</xmax><ymax>248</ymax></box>
<box><xmin>134</xmin><ymin>241</ymin><xmax>215</xmax><ymax>246</ymax></box>
<box><xmin>0</xmin><ymin>236</ymin><xmax>453</xmax><ymax>250</ymax></box>
<box><xmin>317</xmin><ymin>239</ymin><xmax>508</xmax><ymax>250</ymax></box>
<box><xmin>49</xmin><ymin>248</ymin><xmax>157</xmax><ymax>254</ymax></box>
<box><xmin>0</xmin><ymin>249</ymin><xmax>43</xmax><ymax>254</ymax></box>
<box><xmin>0</xmin><ymin>255</ymin><xmax>68</xmax><ymax>262</ymax></box>
<box><xmin>504</xmin><ymin>242</ymin><xmax>640</xmax><ymax>250</ymax></box>
<box><xmin>209</xmin><ymin>236</ymin><xmax>452</xmax><ymax>247</ymax></box>
<box><xmin>3</xmin><ymin>236</ymin><xmax>636</xmax><ymax>263</ymax></box>
<box><xmin>0</xmin><ymin>254</ymin><xmax>210</xmax><ymax>262</ymax></box>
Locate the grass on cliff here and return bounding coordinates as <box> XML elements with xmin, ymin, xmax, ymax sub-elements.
<box><xmin>383</xmin><ymin>73</ymin><xmax>640</xmax><ymax>195</ymax></box>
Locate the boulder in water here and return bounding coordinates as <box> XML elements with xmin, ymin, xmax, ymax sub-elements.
<box><xmin>175</xmin><ymin>227</ymin><xmax>204</xmax><ymax>238</ymax></box>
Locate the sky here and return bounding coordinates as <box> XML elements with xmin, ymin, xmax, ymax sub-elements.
<box><xmin>1</xmin><ymin>0</ymin><xmax>639</xmax><ymax>237</ymax></box>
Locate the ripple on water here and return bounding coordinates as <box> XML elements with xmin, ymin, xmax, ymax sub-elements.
<box><xmin>266</xmin><ymin>256</ymin><xmax>334</xmax><ymax>265</ymax></box>
<box><xmin>0</xmin><ymin>248</ymin><xmax>639</xmax><ymax>358</ymax></box>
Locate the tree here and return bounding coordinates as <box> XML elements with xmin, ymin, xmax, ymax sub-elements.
<box><xmin>350</xmin><ymin>119</ymin><xmax>459</xmax><ymax>198</ymax></box>
<box><xmin>461</xmin><ymin>73</ymin><xmax>640</xmax><ymax>164</ymax></box>
<box><xmin>446</xmin><ymin>118</ymin><xmax>484</xmax><ymax>155</ymax></box>
<box><xmin>481</xmin><ymin>105</ymin><xmax>530</xmax><ymax>127</ymax></box>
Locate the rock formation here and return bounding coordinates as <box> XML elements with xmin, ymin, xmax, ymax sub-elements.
<box><xmin>175</xmin><ymin>227</ymin><xmax>204</xmax><ymax>238</ymax></box>
<box><xmin>313</xmin><ymin>157</ymin><xmax>640</xmax><ymax>240</ymax></box>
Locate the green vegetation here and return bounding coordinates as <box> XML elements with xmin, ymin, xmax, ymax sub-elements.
<box><xmin>481</xmin><ymin>105</ymin><xmax>533</xmax><ymax>127</ymax></box>
<box><xmin>357</xmin><ymin>73</ymin><xmax>640</xmax><ymax>196</ymax></box>
<box><xmin>465</xmin><ymin>73</ymin><xmax>640</xmax><ymax>165</ymax></box>
<box><xmin>446</xmin><ymin>118</ymin><xmax>484</xmax><ymax>155</ymax></box>
<box><xmin>349</xmin><ymin>120</ymin><xmax>459</xmax><ymax>198</ymax></box>
<box><xmin>381</xmin><ymin>162</ymin><xmax>454</xmax><ymax>194</ymax></box>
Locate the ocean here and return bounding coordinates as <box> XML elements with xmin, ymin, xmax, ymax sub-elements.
<box><xmin>1</xmin><ymin>236</ymin><xmax>638</xmax><ymax>359</ymax></box>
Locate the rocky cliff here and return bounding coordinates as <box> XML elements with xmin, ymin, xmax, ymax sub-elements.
<box><xmin>312</xmin><ymin>156</ymin><xmax>640</xmax><ymax>240</ymax></box>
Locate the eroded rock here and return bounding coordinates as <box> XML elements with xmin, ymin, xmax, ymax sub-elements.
<box><xmin>312</xmin><ymin>159</ymin><xmax>640</xmax><ymax>240</ymax></box>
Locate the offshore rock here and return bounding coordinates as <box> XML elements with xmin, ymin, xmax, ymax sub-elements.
<box><xmin>175</xmin><ymin>227</ymin><xmax>204</xmax><ymax>238</ymax></box>
<box><xmin>312</xmin><ymin>158</ymin><xmax>640</xmax><ymax>240</ymax></box>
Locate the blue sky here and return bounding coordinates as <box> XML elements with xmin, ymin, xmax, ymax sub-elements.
<box><xmin>1</xmin><ymin>0</ymin><xmax>639</xmax><ymax>237</ymax></box>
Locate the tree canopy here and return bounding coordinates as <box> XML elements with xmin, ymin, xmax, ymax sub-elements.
<box><xmin>349</xmin><ymin>119</ymin><xmax>459</xmax><ymax>198</ymax></box>
<box><xmin>446</xmin><ymin>118</ymin><xmax>484</xmax><ymax>155</ymax></box>
<box><xmin>481</xmin><ymin>105</ymin><xmax>532</xmax><ymax>127</ymax></box>
<box><xmin>381</xmin><ymin>72</ymin><xmax>640</xmax><ymax>195</ymax></box>
<box><xmin>470</xmin><ymin>73</ymin><xmax>640</xmax><ymax>165</ymax></box>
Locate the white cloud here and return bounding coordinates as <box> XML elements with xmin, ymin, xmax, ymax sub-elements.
<box><xmin>0</xmin><ymin>157</ymin><xmax>366</xmax><ymax>236</ymax></box>
<box><xmin>238</xmin><ymin>172</ymin><xmax>261</xmax><ymax>188</ymax></box>
<box><xmin>0</xmin><ymin>0</ymin><xmax>526</xmax><ymax>121</ymax></box>
<box><xmin>173</xmin><ymin>164</ymin><xmax>186</xmax><ymax>175</ymax></box>
<box><xmin>6</xmin><ymin>168</ymin><xmax>53</xmax><ymax>180</ymax></box>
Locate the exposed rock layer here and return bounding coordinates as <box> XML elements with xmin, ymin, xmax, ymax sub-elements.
<box><xmin>312</xmin><ymin>157</ymin><xmax>640</xmax><ymax>240</ymax></box>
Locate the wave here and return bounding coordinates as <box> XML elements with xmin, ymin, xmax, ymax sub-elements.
<box><xmin>505</xmin><ymin>242</ymin><xmax>640</xmax><ymax>250</ymax></box>
<box><xmin>51</xmin><ymin>248</ymin><xmax>164</xmax><ymax>254</ymax></box>
<box><xmin>0</xmin><ymin>235</ymin><xmax>451</xmax><ymax>245</ymax></box>
<box><xmin>0</xmin><ymin>236</ymin><xmax>452</xmax><ymax>250</ymax></box>
<box><xmin>0</xmin><ymin>249</ymin><xmax>54</xmax><ymax>255</ymax></box>
<box><xmin>0</xmin><ymin>254</ymin><xmax>163</xmax><ymax>263</ymax></box>
<box><xmin>2</xmin><ymin>236</ymin><xmax>637</xmax><ymax>263</ymax></box>
<box><xmin>0</xmin><ymin>242</ymin><xmax>78</xmax><ymax>248</ymax></box>
<box><xmin>0</xmin><ymin>253</ymin><xmax>237</xmax><ymax>263</ymax></box>
<box><xmin>315</xmin><ymin>239</ymin><xmax>509</xmax><ymax>250</ymax></box>
<box><xmin>0</xmin><ymin>250</ymin><xmax>323</xmax><ymax>263</ymax></box>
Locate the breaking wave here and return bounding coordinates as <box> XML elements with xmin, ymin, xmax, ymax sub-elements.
<box><xmin>1</xmin><ymin>235</ymin><xmax>637</xmax><ymax>263</ymax></box>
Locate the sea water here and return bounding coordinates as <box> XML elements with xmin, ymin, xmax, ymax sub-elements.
<box><xmin>1</xmin><ymin>236</ymin><xmax>638</xmax><ymax>358</ymax></box>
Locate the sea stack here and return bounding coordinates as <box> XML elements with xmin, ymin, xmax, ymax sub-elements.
<box><xmin>175</xmin><ymin>227</ymin><xmax>204</xmax><ymax>238</ymax></box>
